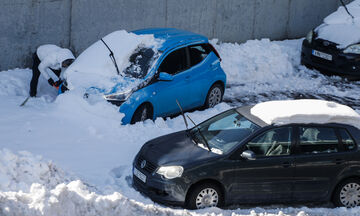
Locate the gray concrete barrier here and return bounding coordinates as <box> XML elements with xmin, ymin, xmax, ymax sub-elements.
<box><xmin>0</xmin><ymin>0</ymin><xmax>353</xmax><ymax>71</ymax></box>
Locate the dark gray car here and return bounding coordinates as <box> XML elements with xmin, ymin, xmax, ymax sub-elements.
<box><xmin>132</xmin><ymin>106</ymin><xmax>360</xmax><ymax>209</ymax></box>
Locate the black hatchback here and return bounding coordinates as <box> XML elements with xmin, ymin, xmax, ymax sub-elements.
<box><xmin>301</xmin><ymin>1</ymin><xmax>360</xmax><ymax>79</ymax></box>
<box><xmin>132</xmin><ymin>106</ymin><xmax>360</xmax><ymax>209</ymax></box>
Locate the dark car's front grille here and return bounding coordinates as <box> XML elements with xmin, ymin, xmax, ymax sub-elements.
<box><xmin>136</xmin><ymin>155</ymin><xmax>157</xmax><ymax>174</ymax></box>
<box><xmin>313</xmin><ymin>38</ymin><xmax>339</xmax><ymax>51</ymax></box>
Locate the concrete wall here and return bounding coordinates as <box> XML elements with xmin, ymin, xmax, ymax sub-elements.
<box><xmin>0</xmin><ymin>0</ymin><xmax>353</xmax><ymax>71</ymax></box>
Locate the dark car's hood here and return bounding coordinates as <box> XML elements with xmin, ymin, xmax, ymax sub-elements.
<box><xmin>140</xmin><ymin>131</ymin><xmax>219</xmax><ymax>167</ymax></box>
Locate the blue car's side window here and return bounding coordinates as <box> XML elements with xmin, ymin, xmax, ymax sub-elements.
<box><xmin>158</xmin><ymin>47</ymin><xmax>189</xmax><ymax>75</ymax></box>
<box><xmin>188</xmin><ymin>44</ymin><xmax>211</xmax><ymax>67</ymax></box>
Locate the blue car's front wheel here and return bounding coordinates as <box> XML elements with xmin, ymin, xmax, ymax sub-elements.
<box><xmin>131</xmin><ymin>103</ymin><xmax>153</xmax><ymax>124</ymax></box>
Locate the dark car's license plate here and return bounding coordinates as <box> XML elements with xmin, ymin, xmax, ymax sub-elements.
<box><xmin>134</xmin><ymin>168</ymin><xmax>146</xmax><ymax>183</ymax></box>
<box><xmin>312</xmin><ymin>50</ymin><xmax>332</xmax><ymax>61</ymax></box>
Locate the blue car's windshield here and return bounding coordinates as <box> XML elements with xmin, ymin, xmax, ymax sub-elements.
<box><xmin>123</xmin><ymin>47</ymin><xmax>159</xmax><ymax>79</ymax></box>
<box><xmin>190</xmin><ymin>109</ymin><xmax>260</xmax><ymax>154</ymax></box>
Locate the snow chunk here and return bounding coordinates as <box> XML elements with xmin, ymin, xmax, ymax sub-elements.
<box><xmin>317</xmin><ymin>0</ymin><xmax>360</xmax><ymax>48</ymax></box>
<box><xmin>251</xmin><ymin>99</ymin><xmax>360</xmax><ymax>129</ymax></box>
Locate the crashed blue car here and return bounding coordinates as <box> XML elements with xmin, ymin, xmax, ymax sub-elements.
<box><xmin>67</xmin><ymin>28</ymin><xmax>226</xmax><ymax>124</ymax></box>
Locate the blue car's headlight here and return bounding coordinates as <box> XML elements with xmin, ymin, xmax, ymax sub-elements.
<box><xmin>103</xmin><ymin>90</ymin><xmax>132</xmax><ymax>101</ymax></box>
<box><xmin>156</xmin><ymin>166</ymin><xmax>184</xmax><ymax>179</ymax></box>
<box><xmin>343</xmin><ymin>44</ymin><xmax>360</xmax><ymax>54</ymax></box>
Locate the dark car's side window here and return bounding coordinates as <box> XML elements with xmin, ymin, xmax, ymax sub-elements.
<box><xmin>298</xmin><ymin>127</ymin><xmax>339</xmax><ymax>154</ymax></box>
<box><xmin>339</xmin><ymin>128</ymin><xmax>356</xmax><ymax>151</ymax></box>
<box><xmin>158</xmin><ymin>47</ymin><xmax>188</xmax><ymax>75</ymax></box>
<box><xmin>188</xmin><ymin>44</ymin><xmax>211</xmax><ymax>67</ymax></box>
<box><xmin>245</xmin><ymin>127</ymin><xmax>292</xmax><ymax>157</ymax></box>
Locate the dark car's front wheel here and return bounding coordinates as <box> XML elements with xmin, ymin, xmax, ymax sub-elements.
<box><xmin>204</xmin><ymin>83</ymin><xmax>223</xmax><ymax>108</ymax></box>
<box><xmin>131</xmin><ymin>103</ymin><xmax>153</xmax><ymax>124</ymax></box>
<box><xmin>333</xmin><ymin>178</ymin><xmax>360</xmax><ymax>208</ymax></box>
<box><xmin>186</xmin><ymin>183</ymin><xmax>223</xmax><ymax>209</ymax></box>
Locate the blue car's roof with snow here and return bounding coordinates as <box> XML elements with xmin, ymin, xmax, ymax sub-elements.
<box><xmin>132</xmin><ymin>28</ymin><xmax>208</xmax><ymax>51</ymax></box>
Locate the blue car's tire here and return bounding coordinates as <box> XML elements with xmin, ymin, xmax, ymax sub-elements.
<box><xmin>204</xmin><ymin>83</ymin><xmax>223</xmax><ymax>108</ymax></box>
<box><xmin>131</xmin><ymin>103</ymin><xmax>153</xmax><ymax>124</ymax></box>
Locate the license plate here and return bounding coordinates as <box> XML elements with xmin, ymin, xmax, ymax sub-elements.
<box><xmin>134</xmin><ymin>168</ymin><xmax>146</xmax><ymax>183</ymax></box>
<box><xmin>312</xmin><ymin>50</ymin><xmax>332</xmax><ymax>61</ymax></box>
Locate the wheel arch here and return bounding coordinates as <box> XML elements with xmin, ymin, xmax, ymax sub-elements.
<box><xmin>331</xmin><ymin>175</ymin><xmax>360</xmax><ymax>201</ymax></box>
<box><xmin>131</xmin><ymin>101</ymin><xmax>154</xmax><ymax>123</ymax></box>
<box><xmin>185</xmin><ymin>178</ymin><xmax>226</xmax><ymax>205</ymax></box>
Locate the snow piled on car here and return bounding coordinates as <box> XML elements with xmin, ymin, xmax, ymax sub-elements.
<box><xmin>64</xmin><ymin>30</ymin><xmax>163</xmax><ymax>92</ymax></box>
<box><xmin>251</xmin><ymin>99</ymin><xmax>360</xmax><ymax>129</ymax></box>
<box><xmin>316</xmin><ymin>0</ymin><xmax>360</xmax><ymax>48</ymax></box>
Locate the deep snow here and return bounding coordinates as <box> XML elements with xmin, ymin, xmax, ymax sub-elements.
<box><xmin>1</xmin><ymin>36</ymin><xmax>360</xmax><ymax>215</ymax></box>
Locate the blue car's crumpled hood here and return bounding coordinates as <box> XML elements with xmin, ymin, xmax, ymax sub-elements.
<box><xmin>62</xmin><ymin>30</ymin><xmax>163</xmax><ymax>95</ymax></box>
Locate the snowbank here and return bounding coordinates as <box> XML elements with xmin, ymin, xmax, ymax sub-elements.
<box><xmin>317</xmin><ymin>0</ymin><xmax>360</xmax><ymax>48</ymax></box>
<box><xmin>64</xmin><ymin>30</ymin><xmax>162</xmax><ymax>92</ymax></box>
<box><xmin>251</xmin><ymin>99</ymin><xmax>360</xmax><ymax>129</ymax></box>
<box><xmin>0</xmin><ymin>149</ymin><xmax>67</xmax><ymax>192</ymax></box>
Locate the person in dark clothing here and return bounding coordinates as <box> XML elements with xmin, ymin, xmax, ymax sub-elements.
<box><xmin>29</xmin><ymin>44</ymin><xmax>75</xmax><ymax>97</ymax></box>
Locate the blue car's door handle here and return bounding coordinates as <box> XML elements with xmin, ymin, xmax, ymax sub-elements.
<box><xmin>185</xmin><ymin>76</ymin><xmax>191</xmax><ymax>80</ymax></box>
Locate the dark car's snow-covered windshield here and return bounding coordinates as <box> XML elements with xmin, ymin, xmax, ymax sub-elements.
<box><xmin>190</xmin><ymin>109</ymin><xmax>260</xmax><ymax>154</ymax></box>
<box><xmin>123</xmin><ymin>47</ymin><xmax>159</xmax><ymax>79</ymax></box>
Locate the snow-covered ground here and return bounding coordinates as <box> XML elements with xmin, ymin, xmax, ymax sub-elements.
<box><xmin>1</xmin><ymin>37</ymin><xmax>360</xmax><ymax>216</ymax></box>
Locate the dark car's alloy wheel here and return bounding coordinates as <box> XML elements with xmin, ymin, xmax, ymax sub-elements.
<box><xmin>205</xmin><ymin>84</ymin><xmax>223</xmax><ymax>108</ymax></box>
<box><xmin>131</xmin><ymin>103</ymin><xmax>152</xmax><ymax>124</ymax></box>
<box><xmin>187</xmin><ymin>183</ymin><xmax>223</xmax><ymax>209</ymax></box>
<box><xmin>334</xmin><ymin>179</ymin><xmax>360</xmax><ymax>207</ymax></box>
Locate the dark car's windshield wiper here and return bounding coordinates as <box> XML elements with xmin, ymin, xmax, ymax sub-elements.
<box><xmin>340</xmin><ymin>0</ymin><xmax>355</xmax><ymax>20</ymax></box>
<box><xmin>100</xmin><ymin>38</ymin><xmax>121</xmax><ymax>76</ymax></box>
<box><xmin>187</xmin><ymin>115</ymin><xmax>211</xmax><ymax>152</ymax></box>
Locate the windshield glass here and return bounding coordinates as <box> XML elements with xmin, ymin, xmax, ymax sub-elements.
<box><xmin>190</xmin><ymin>109</ymin><xmax>260</xmax><ymax>154</ymax></box>
<box><xmin>123</xmin><ymin>47</ymin><xmax>159</xmax><ymax>79</ymax></box>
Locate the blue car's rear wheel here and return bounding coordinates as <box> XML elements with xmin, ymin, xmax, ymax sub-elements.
<box><xmin>131</xmin><ymin>103</ymin><xmax>153</xmax><ymax>124</ymax></box>
<box><xmin>204</xmin><ymin>84</ymin><xmax>223</xmax><ymax>108</ymax></box>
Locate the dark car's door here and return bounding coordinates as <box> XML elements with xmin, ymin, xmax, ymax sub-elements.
<box><xmin>293</xmin><ymin>125</ymin><xmax>354</xmax><ymax>202</ymax></box>
<box><xmin>227</xmin><ymin>126</ymin><xmax>296</xmax><ymax>203</ymax></box>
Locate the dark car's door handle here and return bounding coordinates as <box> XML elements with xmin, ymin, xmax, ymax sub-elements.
<box><xmin>282</xmin><ymin>162</ymin><xmax>293</xmax><ymax>168</ymax></box>
<box><xmin>334</xmin><ymin>159</ymin><xmax>344</xmax><ymax>165</ymax></box>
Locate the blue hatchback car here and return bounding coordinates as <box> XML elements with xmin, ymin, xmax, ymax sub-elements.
<box><xmin>100</xmin><ymin>28</ymin><xmax>226</xmax><ymax>124</ymax></box>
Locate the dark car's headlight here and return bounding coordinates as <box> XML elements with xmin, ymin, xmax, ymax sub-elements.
<box><xmin>156</xmin><ymin>166</ymin><xmax>184</xmax><ymax>179</ymax></box>
<box><xmin>344</xmin><ymin>44</ymin><xmax>360</xmax><ymax>54</ymax></box>
<box><xmin>306</xmin><ymin>30</ymin><xmax>314</xmax><ymax>43</ymax></box>
<box><xmin>103</xmin><ymin>90</ymin><xmax>132</xmax><ymax>101</ymax></box>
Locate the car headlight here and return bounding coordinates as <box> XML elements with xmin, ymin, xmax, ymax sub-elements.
<box><xmin>103</xmin><ymin>90</ymin><xmax>132</xmax><ymax>101</ymax></box>
<box><xmin>156</xmin><ymin>166</ymin><xmax>183</xmax><ymax>179</ymax></box>
<box><xmin>343</xmin><ymin>44</ymin><xmax>360</xmax><ymax>54</ymax></box>
<box><xmin>306</xmin><ymin>30</ymin><xmax>314</xmax><ymax>43</ymax></box>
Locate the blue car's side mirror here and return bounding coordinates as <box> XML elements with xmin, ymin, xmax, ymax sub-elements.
<box><xmin>158</xmin><ymin>72</ymin><xmax>173</xmax><ymax>81</ymax></box>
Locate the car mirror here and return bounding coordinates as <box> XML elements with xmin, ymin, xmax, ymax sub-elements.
<box><xmin>158</xmin><ymin>72</ymin><xmax>173</xmax><ymax>81</ymax></box>
<box><xmin>241</xmin><ymin>150</ymin><xmax>256</xmax><ymax>160</ymax></box>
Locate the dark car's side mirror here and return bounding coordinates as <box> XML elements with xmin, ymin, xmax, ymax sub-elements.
<box><xmin>241</xmin><ymin>150</ymin><xmax>256</xmax><ymax>160</ymax></box>
<box><xmin>158</xmin><ymin>72</ymin><xmax>173</xmax><ymax>81</ymax></box>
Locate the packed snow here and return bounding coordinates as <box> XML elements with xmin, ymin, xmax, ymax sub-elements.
<box><xmin>250</xmin><ymin>99</ymin><xmax>360</xmax><ymax>129</ymax></box>
<box><xmin>2</xmin><ymin>35</ymin><xmax>360</xmax><ymax>215</ymax></box>
<box><xmin>316</xmin><ymin>0</ymin><xmax>360</xmax><ymax>48</ymax></box>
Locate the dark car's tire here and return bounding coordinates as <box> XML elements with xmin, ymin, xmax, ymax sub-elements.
<box><xmin>333</xmin><ymin>178</ymin><xmax>360</xmax><ymax>208</ymax></box>
<box><xmin>204</xmin><ymin>83</ymin><xmax>223</xmax><ymax>109</ymax></box>
<box><xmin>186</xmin><ymin>183</ymin><xmax>223</xmax><ymax>209</ymax></box>
<box><xmin>131</xmin><ymin>103</ymin><xmax>153</xmax><ymax>124</ymax></box>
